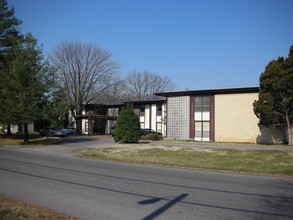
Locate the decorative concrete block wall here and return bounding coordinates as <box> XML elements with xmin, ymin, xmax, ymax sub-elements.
<box><xmin>167</xmin><ymin>96</ymin><xmax>190</xmax><ymax>139</ymax></box>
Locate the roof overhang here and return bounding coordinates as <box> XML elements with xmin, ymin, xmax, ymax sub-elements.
<box><xmin>155</xmin><ymin>87</ymin><xmax>259</xmax><ymax>97</ymax></box>
<box><xmin>76</xmin><ymin>115</ymin><xmax>118</xmax><ymax>120</ymax></box>
<box><xmin>124</xmin><ymin>99</ymin><xmax>166</xmax><ymax>104</ymax></box>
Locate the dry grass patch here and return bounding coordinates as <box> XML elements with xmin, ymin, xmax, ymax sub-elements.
<box><xmin>0</xmin><ymin>134</ymin><xmax>64</xmax><ymax>147</ymax></box>
<box><xmin>0</xmin><ymin>194</ymin><xmax>78</xmax><ymax>220</ymax></box>
<box><xmin>80</xmin><ymin>145</ymin><xmax>293</xmax><ymax>176</ymax></box>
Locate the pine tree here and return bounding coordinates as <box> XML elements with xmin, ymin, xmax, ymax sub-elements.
<box><xmin>1</xmin><ymin>1</ymin><xmax>53</xmax><ymax>143</ymax></box>
<box><xmin>0</xmin><ymin>0</ymin><xmax>23</xmax><ymax>133</ymax></box>
<box><xmin>10</xmin><ymin>33</ymin><xmax>52</xmax><ymax>143</ymax></box>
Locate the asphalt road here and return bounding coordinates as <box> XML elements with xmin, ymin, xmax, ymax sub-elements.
<box><xmin>28</xmin><ymin>135</ymin><xmax>116</xmax><ymax>155</ymax></box>
<box><xmin>0</xmin><ymin>148</ymin><xmax>293</xmax><ymax>220</ymax></box>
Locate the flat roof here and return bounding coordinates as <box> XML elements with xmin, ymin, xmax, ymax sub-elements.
<box><xmin>124</xmin><ymin>99</ymin><xmax>165</xmax><ymax>104</ymax></box>
<box><xmin>155</xmin><ymin>87</ymin><xmax>259</xmax><ymax>97</ymax></box>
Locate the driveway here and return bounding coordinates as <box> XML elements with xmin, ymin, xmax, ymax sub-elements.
<box><xmin>27</xmin><ymin>135</ymin><xmax>115</xmax><ymax>156</ymax></box>
<box><xmin>153</xmin><ymin>140</ymin><xmax>293</xmax><ymax>151</ymax></box>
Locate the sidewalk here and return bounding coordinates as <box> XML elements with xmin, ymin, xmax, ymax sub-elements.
<box><xmin>142</xmin><ymin>140</ymin><xmax>293</xmax><ymax>151</ymax></box>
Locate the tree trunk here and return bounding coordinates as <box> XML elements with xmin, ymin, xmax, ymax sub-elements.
<box><xmin>74</xmin><ymin>107</ymin><xmax>83</xmax><ymax>134</ymax></box>
<box><xmin>6</xmin><ymin>124</ymin><xmax>12</xmax><ymax>135</ymax></box>
<box><xmin>23</xmin><ymin>123</ymin><xmax>29</xmax><ymax>144</ymax></box>
<box><xmin>76</xmin><ymin>118</ymin><xmax>82</xmax><ymax>134</ymax></box>
<box><xmin>288</xmin><ymin>124</ymin><xmax>293</xmax><ymax>146</ymax></box>
<box><xmin>285</xmin><ymin>111</ymin><xmax>292</xmax><ymax>145</ymax></box>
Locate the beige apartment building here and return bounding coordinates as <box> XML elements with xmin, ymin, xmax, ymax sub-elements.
<box><xmin>156</xmin><ymin>87</ymin><xmax>286</xmax><ymax>144</ymax></box>
<box><xmin>74</xmin><ymin>87</ymin><xmax>286</xmax><ymax>144</ymax></box>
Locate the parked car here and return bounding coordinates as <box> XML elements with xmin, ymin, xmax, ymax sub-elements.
<box><xmin>140</xmin><ymin>129</ymin><xmax>162</xmax><ymax>136</ymax></box>
<box><xmin>62</xmin><ymin>127</ymin><xmax>76</xmax><ymax>134</ymax></box>
<box><xmin>40</xmin><ymin>127</ymin><xmax>66</xmax><ymax>137</ymax></box>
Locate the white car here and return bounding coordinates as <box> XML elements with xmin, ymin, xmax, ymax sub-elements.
<box><xmin>40</xmin><ymin>127</ymin><xmax>66</xmax><ymax>137</ymax></box>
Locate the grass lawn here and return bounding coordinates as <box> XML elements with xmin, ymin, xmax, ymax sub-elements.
<box><xmin>0</xmin><ymin>194</ymin><xmax>77</xmax><ymax>220</ymax></box>
<box><xmin>0</xmin><ymin>134</ymin><xmax>64</xmax><ymax>147</ymax></box>
<box><xmin>80</xmin><ymin>144</ymin><xmax>293</xmax><ymax>176</ymax></box>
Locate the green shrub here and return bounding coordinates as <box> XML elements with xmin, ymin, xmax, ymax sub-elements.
<box><xmin>114</xmin><ymin>106</ymin><xmax>141</xmax><ymax>143</ymax></box>
<box><xmin>143</xmin><ymin>133</ymin><xmax>163</xmax><ymax>141</ymax></box>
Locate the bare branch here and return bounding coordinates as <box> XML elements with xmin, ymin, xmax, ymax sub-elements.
<box><xmin>49</xmin><ymin>41</ymin><xmax>120</xmax><ymax>130</ymax></box>
<box><xmin>125</xmin><ymin>70</ymin><xmax>176</xmax><ymax>100</ymax></box>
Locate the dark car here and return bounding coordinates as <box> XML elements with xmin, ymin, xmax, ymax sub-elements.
<box><xmin>140</xmin><ymin>129</ymin><xmax>162</xmax><ymax>136</ymax></box>
<box><xmin>110</xmin><ymin>127</ymin><xmax>115</xmax><ymax>136</ymax></box>
<box><xmin>40</xmin><ymin>127</ymin><xmax>66</xmax><ymax>137</ymax></box>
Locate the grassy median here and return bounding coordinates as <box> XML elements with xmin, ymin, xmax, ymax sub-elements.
<box><xmin>80</xmin><ymin>144</ymin><xmax>293</xmax><ymax>176</ymax></box>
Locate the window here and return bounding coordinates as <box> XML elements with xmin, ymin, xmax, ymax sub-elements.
<box><xmin>140</xmin><ymin>122</ymin><xmax>145</xmax><ymax>129</ymax></box>
<box><xmin>157</xmin><ymin>104</ymin><xmax>162</xmax><ymax>116</ymax></box>
<box><xmin>156</xmin><ymin>122</ymin><xmax>162</xmax><ymax>133</ymax></box>
<box><xmin>194</xmin><ymin>96</ymin><xmax>210</xmax><ymax>141</ymax></box>
<box><xmin>85</xmin><ymin>121</ymin><xmax>88</xmax><ymax>133</ymax></box>
<box><xmin>140</xmin><ymin>105</ymin><xmax>145</xmax><ymax>117</ymax></box>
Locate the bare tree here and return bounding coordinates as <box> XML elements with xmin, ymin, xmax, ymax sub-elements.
<box><xmin>125</xmin><ymin>70</ymin><xmax>176</xmax><ymax>100</ymax></box>
<box><xmin>96</xmin><ymin>76</ymin><xmax>127</xmax><ymax>105</ymax></box>
<box><xmin>49</xmin><ymin>41</ymin><xmax>120</xmax><ymax>132</ymax></box>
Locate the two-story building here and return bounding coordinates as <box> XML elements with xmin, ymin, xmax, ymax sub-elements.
<box><xmin>155</xmin><ymin>87</ymin><xmax>286</xmax><ymax>144</ymax></box>
<box><xmin>75</xmin><ymin>87</ymin><xmax>287</xmax><ymax>144</ymax></box>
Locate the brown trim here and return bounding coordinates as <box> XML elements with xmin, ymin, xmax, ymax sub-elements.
<box><xmin>124</xmin><ymin>99</ymin><xmax>165</xmax><ymax>104</ymax></box>
<box><xmin>76</xmin><ymin>115</ymin><xmax>117</xmax><ymax>120</ymax></box>
<box><xmin>155</xmin><ymin>87</ymin><xmax>259</xmax><ymax>97</ymax></box>
<box><xmin>210</xmin><ymin>96</ymin><xmax>215</xmax><ymax>142</ymax></box>
<box><xmin>190</xmin><ymin>96</ymin><xmax>195</xmax><ymax>138</ymax></box>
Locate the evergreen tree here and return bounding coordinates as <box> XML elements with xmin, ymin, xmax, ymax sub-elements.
<box><xmin>1</xmin><ymin>1</ymin><xmax>53</xmax><ymax>142</ymax></box>
<box><xmin>253</xmin><ymin>45</ymin><xmax>293</xmax><ymax>145</ymax></box>
<box><xmin>0</xmin><ymin>0</ymin><xmax>22</xmax><ymax>55</ymax></box>
<box><xmin>0</xmin><ymin>0</ymin><xmax>23</xmax><ymax>133</ymax></box>
<box><xmin>114</xmin><ymin>106</ymin><xmax>141</xmax><ymax>143</ymax></box>
<box><xmin>6</xmin><ymin>33</ymin><xmax>52</xmax><ymax>143</ymax></box>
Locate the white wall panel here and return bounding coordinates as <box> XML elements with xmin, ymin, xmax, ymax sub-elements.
<box><xmin>151</xmin><ymin>104</ymin><xmax>157</xmax><ymax>131</ymax></box>
<box><xmin>162</xmin><ymin>104</ymin><xmax>166</xmax><ymax>136</ymax></box>
<box><xmin>157</xmin><ymin>116</ymin><xmax>161</xmax><ymax>122</ymax></box>
<box><xmin>203</xmin><ymin>112</ymin><xmax>210</xmax><ymax>120</ymax></box>
<box><xmin>195</xmin><ymin>112</ymin><xmax>202</xmax><ymax>120</ymax></box>
<box><xmin>145</xmin><ymin>105</ymin><xmax>150</xmax><ymax>128</ymax></box>
<box><xmin>140</xmin><ymin>116</ymin><xmax>144</xmax><ymax>123</ymax></box>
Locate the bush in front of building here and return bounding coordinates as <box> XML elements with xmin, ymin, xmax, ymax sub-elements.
<box><xmin>143</xmin><ymin>133</ymin><xmax>163</xmax><ymax>141</ymax></box>
<box><xmin>114</xmin><ymin>106</ymin><xmax>141</xmax><ymax>143</ymax></box>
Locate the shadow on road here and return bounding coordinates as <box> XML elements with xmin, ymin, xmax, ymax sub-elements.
<box><xmin>139</xmin><ymin>194</ymin><xmax>188</xmax><ymax>220</ymax></box>
<box><xmin>1</xmin><ymin>157</ymin><xmax>293</xmax><ymax>219</ymax></box>
<box><xmin>261</xmin><ymin>180</ymin><xmax>293</xmax><ymax>218</ymax></box>
<box><xmin>59</xmin><ymin>136</ymin><xmax>99</xmax><ymax>145</ymax></box>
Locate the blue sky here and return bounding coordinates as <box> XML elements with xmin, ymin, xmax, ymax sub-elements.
<box><xmin>8</xmin><ymin>0</ymin><xmax>293</xmax><ymax>91</ymax></box>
